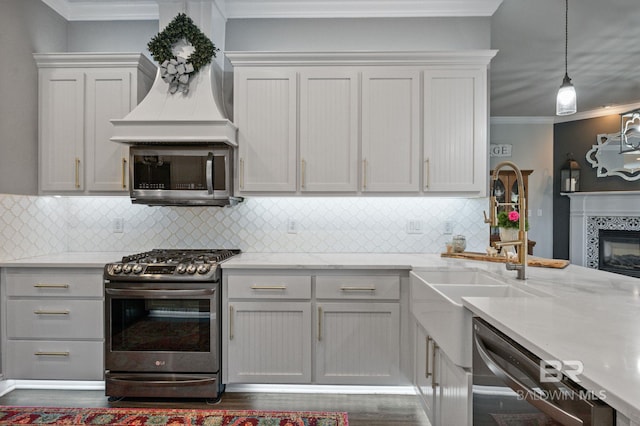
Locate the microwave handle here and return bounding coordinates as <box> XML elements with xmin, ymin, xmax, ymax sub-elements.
<box><xmin>206</xmin><ymin>152</ymin><xmax>214</xmax><ymax>194</ymax></box>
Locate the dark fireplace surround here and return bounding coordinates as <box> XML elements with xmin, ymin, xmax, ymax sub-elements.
<box><xmin>598</xmin><ymin>229</ymin><xmax>640</xmax><ymax>278</ymax></box>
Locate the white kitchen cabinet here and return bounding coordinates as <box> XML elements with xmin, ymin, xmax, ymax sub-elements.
<box><xmin>227</xmin><ymin>301</ymin><xmax>312</xmax><ymax>383</ymax></box>
<box><xmin>234</xmin><ymin>68</ymin><xmax>298</xmax><ymax>192</ymax></box>
<box><xmin>1</xmin><ymin>267</ymin><xmax>104</xmax><ymax>380</ymax></box>
<box><xmin>299</xmin><ymin>69</ymin><xmax>359</xmax><ymax>192</ymax></box>
<box><xmin>414</xmin><ymin>321</ymin><xmax>472</xmax><ymax>426</ymax></box>
<box><xmin>223</xmin><ymin>269</ymin><xmax>404</xmax><ymax>386</ymax></box>
<box><xmin>35</xmin><ymin>53</ymin><xmax>155</xmax><ymax>194</ymax></box>
<box><xmin>423</xmin><ymin>68</ymin><xmax>488</xmax><ymax>193</ymax></box>
<box><xmin>228</xmin><ymin>51</ymin><xmax>495</xmax><ymax>196</ymax></box>
<box><xmin>361</xmin><ymin>69</ymin><xmax>421</xmax><ymax>192</ymax></box>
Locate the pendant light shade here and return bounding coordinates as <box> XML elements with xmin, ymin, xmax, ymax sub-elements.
<box><xmin>556</xmin><ymin>0</ymin><xmax>577</xmax><ymax>116</ymax></box>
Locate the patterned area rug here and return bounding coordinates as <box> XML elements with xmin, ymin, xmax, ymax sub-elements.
<box><xmin>0</xmin><ymin>406</ymin><xmax>349</xmax><ymax>425</ymax></box>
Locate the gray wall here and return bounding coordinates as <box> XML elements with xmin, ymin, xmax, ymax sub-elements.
<box><xmin>0</xmin><ymin>0</ymin><xmax>67</xmax><ymax>195</ymax></box>
<box><xmin>67</xmin><ymin>21</ymin><xmax>157</xmax><ymax>55</ymax></box>
<box><xmin>553</xmin><ymin>115</ymin><xmax>640</xmax><ymax>259</ymax></box>
<box><xmin>490</xmin><ymin>121</ymin><xmax>554</xmax><ymax>258</ymax></box>
<box><xmin>226</xmin><ymin>17</ymin><xmax>491</xmax><ymax>51</ymax></box>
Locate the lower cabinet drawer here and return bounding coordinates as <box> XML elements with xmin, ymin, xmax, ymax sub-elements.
<box><xmin>227</xmin><ymin>274</ymin><xmax>312</xmax><ymax>299</ymax></box>
<box><xmin>5</xmin><ymin>340</ymin><xmax>104</xmax><ymax>380</ymax></box>
<box><xmin>316</xmin><ymin>275</ymin><xmax>400</xmax><ymax>300</ymax></box>
<box><xmin>7</xmin><ymin>299</ymin><xmax>103</xmax><ymax>339</ymax></box>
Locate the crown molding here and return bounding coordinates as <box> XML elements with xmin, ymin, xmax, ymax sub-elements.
<box><xmin>553</xmin><ymin>101</ymin><xmax>640</xmax><ymax>124</ymax></box>
<box><xmin>41</xmin><ymin>0</ymin><xmax>502</xmax><ymax>21</ymax></box>
<box><xmin>490</xmin><ymin>116</ymin><xmax>555</xmax><ymax>125</ymax></box>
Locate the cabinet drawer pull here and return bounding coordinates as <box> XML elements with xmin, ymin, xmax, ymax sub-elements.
<box><xmin>239</xmin><ymin>158</ymin><xmax>245</xmax><ymax>190</ymax></box>
<box><xmin>340</xmin><ymin>286</ymin><xmax>376</xmax><ymax>292</ymax></box>
<box><xmin>34</xmin><ymin>310</ymin><xmax>70</xmax><ymax>315</ymax></box>
<box><xmin>122</xmin><ymin>157</ymin><xmax>127</xmax><ymax>189</ymax></box>
<box><xmin>75</xmin><ymin>157</ymin><xmax>81</xmax><ymax>189</ymax></box>
<box><xmin>34</xmin><ymin>283</ymin><xmax>70</xmax><ymax>289</ymax></box>
<box><xmin>425</xmin><ymin>336</ymin><xmax>432</xmax><ymax>379</ymax></box>
<box><xmin>301</xmin><ymin>159</ymin><xmax>306</xmax><ymax>189</ymax></box>
<box><xmin>250</xmin><ymin>285</ymin><xmax>287</xmax><ymax>290</ymax></box>
<box><xmin>424</xmin><ymin>158</ymin><xmax>430</xmax><ymax>190</ymax></box>
<box><xmin>35</xmin><ymin>351</ymin><xmax>69</xmax><ymax>357</ymax></box>
<box><xmin>318</xmin><ymin>306</ymin><xmax>323</xmax><ymax>341</ymax></box>
<box><xmin>229</xmin><ymin>305</ymin><xmax>234</xmax><ymax>340</ymax></box>
<box><xmin>363</xmin><ymin>159</ymin><xmax>368</xmax><ymax>189</ymax></box>
<box><xmin>432</xmin><ymin>342</ymin><xmax>439</xmax><ymax>388</ymax></box>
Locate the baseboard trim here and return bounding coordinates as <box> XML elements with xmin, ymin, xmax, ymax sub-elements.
<box><xmin>225</xmin><ymin>384</ymin><xmax>416</xmax><ymax>395</ymax></box>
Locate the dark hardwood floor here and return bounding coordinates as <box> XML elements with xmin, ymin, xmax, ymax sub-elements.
<box><xmin>0</xmin><ymin>389</ymin><xmax>431</xmax><ymax>426</ymax></box>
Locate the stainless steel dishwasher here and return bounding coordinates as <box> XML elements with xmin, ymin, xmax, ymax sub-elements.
<box><xmin>472</xmin><ymin>318</ymin><xmax>614</xmax><ymax>425</ymax></box>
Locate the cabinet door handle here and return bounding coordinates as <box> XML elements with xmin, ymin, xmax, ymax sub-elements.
<box><xmin>318</xmin><ymin>306</ymin><xmax>323</xmax><ymax>341</ymax></box>
<box><xmin>239</xmin><ymin>158</ymin><xmax>245</xmax><ymax>190</ymax></box>
<box><xmin>34</xmin><ymin>310</ymin><xmax>70</xmax><ymax>315</ymax></box>
<box><xmin>432</xmin><ymin>342</ymin><xmax>439</xmax><ymax>389</ymax></box>
<box><xmin>363</xmin><ymin>159</ymin><xmax>368</xmax><ymax>190</ymax></box>
<box><xmin>425</xmin><ymin>336</ymin><xmax>431</xmax><ymax>379</ymax></box>
<box><xmin>34</xmin><ymin>283</ymin><xmax>69</xmax><ymax>289</ymax></box>
<box><xmin>340</xmin><ymin>286</ymin><xmax>376</xmax><ymax>292</ymax></box>
<box><xmin>250</xmin><ymin>285</ymin><xmax>287</xmax><ymax>290</ymax></box>
<box><xmin>75</xmin><ymin>157</ymin><xmax>81</xmax><ymax>189</ymax></box>
<box><xmin>122</xmin><ymin>158</ymin><xmax>127</xmax><ymax>189</ymax></box>
<box><xmin>34</xmin><ymin>351</ymin><xmax>69</xmax><ymax>357</ymax></box>
<box><xmin>301</xmin><ymin>159</ymin><xmax>306</xmax><ymax>189</ymax></box>
<box><xmin>424</xmin><ymin>158</ymin><xmax>430</xmax><ymax>190</ymax></box>
<box><xmin>229</xmin><ymin>305</ymin><xmax>234</xmax><ymax>340</ymax></box>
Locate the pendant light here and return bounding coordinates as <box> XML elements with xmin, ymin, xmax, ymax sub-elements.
<box><xmin>556</xmin><ymin>0</ymin><xmax>577</xmax><ymax>116</ymax></box>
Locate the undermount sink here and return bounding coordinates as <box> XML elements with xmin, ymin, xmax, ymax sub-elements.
<box><xmin>411</xmin><ymin>269</ymin><xmax>505</xmax><ymax>286</ymax></box>
<box><xmin>430</xmin><ymin>283</ymin><xmax>538</xmax><ymax>305</ymax></box>
<box><xmin>410</xmin><ymin>269</ymin><xmax>544</xmax><ymax>368</ymax></box>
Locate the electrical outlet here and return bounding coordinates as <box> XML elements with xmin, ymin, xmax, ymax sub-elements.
<box><xmin>406</xmin><ymin>220</ymin><xmax>423</xmax><ymax>234</ymax></box>
<box><xmin>112</xmin><ymin>218</ymin><xmax>124</xmax><ymax>233</ymax></box>
<box><xmin>287</xmin><ymin>218</ymin><xmax>298</xmax><ymax>234</ymax></box>
<box><xmin>443</xmin><ymin>220</ymin><xmax>454</xmax><ymax>235</ymax></box>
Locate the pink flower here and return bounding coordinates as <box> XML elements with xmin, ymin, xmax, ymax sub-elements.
<box><xmin>508</xmin><ymin>210</ymin><xmax>520</xmax><ymax>222</ymax></box>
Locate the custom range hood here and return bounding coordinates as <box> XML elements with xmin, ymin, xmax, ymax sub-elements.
<box><xmin>111</xmin><ymin>0</ymin><xmax>236</xmax><ymax>146</ymax></box>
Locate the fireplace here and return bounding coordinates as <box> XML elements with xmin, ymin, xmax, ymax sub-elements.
<box><xmin>598</xmin><ymin>230</ymin><xmax>640</xmax><ymax>278</ymax></box>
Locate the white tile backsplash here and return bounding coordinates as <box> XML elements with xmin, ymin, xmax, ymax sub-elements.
<box><xmin>0</xmin><ymin>194</ymin><xmax>489</xmax><ymax>260</ymax></box>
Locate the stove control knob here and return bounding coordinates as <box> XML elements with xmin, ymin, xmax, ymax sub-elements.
<box><xmin>197</xmin><ymin>264</ymin><xmax>211</xmax><ymax>274</ymax></box>
<box><xmin>176</xmin><ymin>264</ymin><xmax>187</xmax><ymax>274</ymax></box>
<box><xmin>123</xmin><ymin>264</ymin><xmax>133</xmax><ymax>274</ymax></box>
<box><xmin>112</xmin><ymin>264</ymin><xmax>122</xmax><ymax>274</ymax></box>
<box><xmin>186</xmin><ymin>264</ymin><xmax>197</xmax><ymax>274</ymax></box>
<box><xmin>132</xmin><ymin>264</ymin><xmax>144</xmax><ymax>274</ymax></box>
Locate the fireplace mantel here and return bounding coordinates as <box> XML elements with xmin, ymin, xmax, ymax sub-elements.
<box><xmin>564</xmin><ymin>191</ymin><xmax>640</xmax><ymax>267</ymax></box>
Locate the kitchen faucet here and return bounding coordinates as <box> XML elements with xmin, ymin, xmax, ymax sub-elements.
<box><xmin>484</xmin><ymin>161</ymin><xmax>528</xmax><ymax>280</ymax></box>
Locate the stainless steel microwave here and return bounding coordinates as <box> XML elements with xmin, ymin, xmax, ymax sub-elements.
<box><xmin>129</xmin><ymin>145</ymin><xmax>241</xmax><ymax>206</ymax></box>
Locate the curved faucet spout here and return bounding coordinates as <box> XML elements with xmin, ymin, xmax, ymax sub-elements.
<box><xmin>490</xmin><ymin>161</ymin><xmax>528</xmax><ymax>280</ymax></box>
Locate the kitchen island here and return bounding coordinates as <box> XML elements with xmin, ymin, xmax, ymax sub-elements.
<box><xmin>1</xmin><ymin>251</ymin><xmax>639</xmax><ymax>422</ymax></box>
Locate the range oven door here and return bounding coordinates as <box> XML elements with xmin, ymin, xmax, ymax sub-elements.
<box><xmin>472</xmin><ymin>318</ymin><xmax>614</xmax><ymax>426</ymax></box>
<box><xmin>105</xmin><ymin>283</ymin><xmax>219</xmax><ymax>374</ymax></box>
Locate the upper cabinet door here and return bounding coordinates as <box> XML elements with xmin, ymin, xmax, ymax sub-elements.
<box><xmin>236</xmin><ymin>69</ymin><xmax>297</xmax><ymax>192</ymax></box>
<box><xmin>299</xmin><ymin>70</ymin><xmax>358</xmax><ymax>192</ymax></box>
<box><xmin>85</xmin><ymin>70</ymin><xmax>131</xmax><ymax>192</ymax></box>
<box><xmin>39</xmin><ymin>69</ymin><xmax>86</xmax><ymax>192</ymax></box>
<box><xmin>361</xmin><ymin>69</ymin><xmax>421</xmax><ymax>192</ymax></box>
<box><xmin>423</xmin><ymin>68</ymin><xmax>487</xmax><ymax>193</ymax></box>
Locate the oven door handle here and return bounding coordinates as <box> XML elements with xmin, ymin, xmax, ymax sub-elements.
<box><xmin>108</xmin><ymin>375</ymin><xmax>216</xmax><ymax>387</ymax></box>
<box><xmin>105</xmin><ymin>288</ymin><xmax>215</xmax><ymax>297</ymax></box>
<box><xmin>474</xmin><ymin>331</ymin><xmax>584</xmax><ymax>426</ymax></box>
<box><xmin>206</xmin><ymin>152</ymin><xmax>214</xmax><ymax>195</ymax></box>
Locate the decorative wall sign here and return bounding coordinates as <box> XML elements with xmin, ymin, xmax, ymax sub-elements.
<box><xmin>490</xmin><ymin>144</ymin><xmax>512</xmax><ymax>157</ymax></box>
<box><xmin>586</xmin><ymin>133</ymin><xmax>640</xmax><ymax>181</ymax></box>
<box><xmin>147</xmin><ymin>13</ymin><xmax>218</xmax><ymax>94</ymax></box>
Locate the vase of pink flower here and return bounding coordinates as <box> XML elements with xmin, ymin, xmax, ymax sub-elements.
<box><xmin>496</xmin><ymin>210</ymin><xmax>528</xmax><ymax>254</ymax></box>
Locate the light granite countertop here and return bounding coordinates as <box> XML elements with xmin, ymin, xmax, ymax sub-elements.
<box><xmin>2</xmin><ymin>251</ymin><xmax>639</xmax><ymax>420</ymax></box>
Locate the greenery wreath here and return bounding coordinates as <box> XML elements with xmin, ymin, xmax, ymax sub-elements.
<box><xmin>147</xmin><ymin>13</ymin><xmax>219</xmax><ymax>94</ymax></box>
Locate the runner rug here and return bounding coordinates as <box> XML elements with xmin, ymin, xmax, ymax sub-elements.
<box><xmin>0</xmin><ymin>406</ymin><xmax>349</xmax><ymax>425</ymax></box>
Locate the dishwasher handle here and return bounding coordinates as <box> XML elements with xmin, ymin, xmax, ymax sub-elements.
<box><xmin>474</xmin><ymin>329</ymin><xmax>584</xmax><ymax>426</ymax></box>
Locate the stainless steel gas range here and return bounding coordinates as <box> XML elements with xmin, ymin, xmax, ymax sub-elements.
<box><xmin>103</xmin><ymin>249</ymin><xmax>240</xmax><ymax>401</ymax></box>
